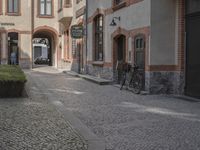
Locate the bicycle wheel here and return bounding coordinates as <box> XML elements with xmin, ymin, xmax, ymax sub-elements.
<box><xmin>129</xmin><ymin>74</ymin><xmax>142</xmax><ymax>94</ymax></box>
<box><xmin>120</xmin><ymin>72</ymin><xmax>126</xmax><ymax>90</ymax></box>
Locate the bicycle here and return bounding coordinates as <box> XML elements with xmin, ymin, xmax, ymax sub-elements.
<box><xmin>120</xmin><ymin>63</ymin><xmax>142</xmax><ymax>94</ymax></box>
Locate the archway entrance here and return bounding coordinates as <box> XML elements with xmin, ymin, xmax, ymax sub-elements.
<box><xmin>33</xmin><ymin>29</ymin><xmax>57</xmax><ymax>67</ymax></box>
<box><xmin>185</xmin><ymin>0</ymin><xmax>200</xmax><ymax>98</ymax></box>
<box><xmin>113</xmin><ymin>35</ymin><xmax>126</xmax><ymax>83</ymax></box>
<box><xmin>8</xmin><ymin>32</ymin><xmax>19</xmax><ymax>65</ymax></box>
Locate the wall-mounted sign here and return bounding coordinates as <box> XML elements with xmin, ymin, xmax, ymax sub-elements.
<box><xmin>0</xmin><ymin>23</ymin><xmax>15</xmax><ymax>26</ymax></box>
<box><xmin>71</xmin><ymin>25</ymin><xmax>83</xmax><ymax>39</ymax></box>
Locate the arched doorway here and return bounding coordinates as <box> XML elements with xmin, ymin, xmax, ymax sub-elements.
<box><xmin>33</xmin><ymin>28</ymin><xmax>57</xmax><ymax>67</ymax></box>
<box><xmin>134</xmin><ymin>35</ymin><xmax>145</xmax><ymax>90</ymax></box>
<box><xmin>113</xmin><ymin>34</ymin><xmax>126</xmax><ymax>83</ymax></box>
<box><xmin>8</xmin><ymin>32</ymin><xmax>19</xmax><ymax>65</ymax></box>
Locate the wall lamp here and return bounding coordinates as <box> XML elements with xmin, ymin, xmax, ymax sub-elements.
<box><xmin>110</xmin><ymin>17</ymin><xmax>121</xmax><ymax>26</ymax></box>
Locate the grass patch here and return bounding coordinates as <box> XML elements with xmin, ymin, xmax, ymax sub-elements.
<box><xmin>0</xmin><ymin>65</ymin><xmax>27</xmax><ymax>82</ymax></box>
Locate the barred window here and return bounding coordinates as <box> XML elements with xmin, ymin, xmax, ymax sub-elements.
<box><xmin>94</xmin><ymin>15</ymin><xmax>104</xmax><ymax>61</ymax></box>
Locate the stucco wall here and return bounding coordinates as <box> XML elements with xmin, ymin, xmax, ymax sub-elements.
<box><xmin>87</xmin><ymin>0</ymin><xmax>151</xmax><ymax>63</ymax></box>
<box><xmin>150</xmin><ymin>0</ymin><xmax>177</xmax><ymax>65</ymax></box>
<box><xmin>33</xmin><ymin>0</ymin><xmax>59</xmax><ymax>31</ymax></box>
<box><xmin>0</xmin><ymin>0</ymin><xmax>32</xmax><ymax>31</ymax></box>
<box><xmin>20</xmin><ymin>34</ymin><xmax>32</xmax><ymax>58</ymax></box>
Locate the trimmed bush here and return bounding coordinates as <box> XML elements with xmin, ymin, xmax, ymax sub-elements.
<box><xmin>0</xmin><ymin>65</ymin><xmax>27</xmax><ymax>98</ymax></box>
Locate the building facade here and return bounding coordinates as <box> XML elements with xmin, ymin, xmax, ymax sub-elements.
<box><xmin>0</xmin><ymin>0</ymin><xmax>200</xmax><ymax>98</ymax></box>
<box><xmin>0</xmin><ymin>0</ymin><xmax>86</xmax><ymax>69</ymax></box>
<box><xmin>85</xmin><ymin>0</ymin><xmax>200</xmax><ymax>98</ymax></box>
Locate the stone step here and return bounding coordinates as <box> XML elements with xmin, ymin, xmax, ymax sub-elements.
<box><xmin>63</xmin><ymin>71</ymin><xmax>113</xmax><ymax>85</ymax></box>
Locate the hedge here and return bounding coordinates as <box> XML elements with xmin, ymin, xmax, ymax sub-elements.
<box><xmin>0</xmin><ymin>65</ymin><xmax>27</xmax><ymax>97</ymax></box>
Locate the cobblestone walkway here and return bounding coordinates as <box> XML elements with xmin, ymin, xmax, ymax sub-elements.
<box><xmin>25</xmin><ymin>67</ymin><xmax>200</xmax><ymax>150</ymax></box>
<box><xmin>0</xmin><ymin>69</ymin><xmax>88</xmax><ymax>150</ymax></box>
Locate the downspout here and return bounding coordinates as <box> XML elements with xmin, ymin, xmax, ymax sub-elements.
<box><xmin>0</xmin><ymin>36</ymin><xmax>1</xmax><ymax>64</ymax></box>
<box><xmin>85</xmin><ymin>0</ymin><xmax>88</xmax><ymax>74</ymax></box>
<box><xmin>31</xmin><ymin>0</ymin><xmax>34</xmax><ymax>69</ymax></box>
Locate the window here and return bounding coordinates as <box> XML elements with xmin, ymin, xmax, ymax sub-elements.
<box><xmin>76</xmin><ymin>0</ymin><xmax>82</xmax><ymax>4</ymax></box>
<box><xmin>64</xmin><ymin>0</ymin><xmax>71</xmax><ymax>7</ymax></box>
<box><xmin>58</xmin><ymin>0</ymin><xmax>62</xmax><ymax>10</ymax></box>
<box><xmin>39</xmin><ymin>0</ymin><xmax>52</xmax><ymax>16</ymax></box>
<box><xmin>7</xmin><ymin>0</ymin><xmax>19</xmax><ymax>13</ymax></box>
<box><xmin>65</xmin><ymin>0</ymin><xmax>71</xmax><ymax>5</ymax></box>
<box><xmin>0</xmin><ymin>0</ymin><xmax>2</xmax><ymax>14</ymax></box>
<box><xmin>59</xmin><ymin>0</ymin><xmax>71</xmax><ymax>9</ymax></box>
<box><xmin>94</xmin><ymin>15</ymin><xmax>104</xmax><ymax>61</ymax></box>
<box><xmin>114</xmin><ymin>0</ymin><xmax>124</xmax><ymax>6</ymax></box>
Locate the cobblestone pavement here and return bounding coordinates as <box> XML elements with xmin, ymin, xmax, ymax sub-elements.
<box><xmin>26</xmin><ymin>67</ymin><xmax>200</xmax><ymax>150</ymax></box>
<box><xmin>0</xmin><ymin>69</ymin><xmax>88</xmax><ymax>150</ymax></box>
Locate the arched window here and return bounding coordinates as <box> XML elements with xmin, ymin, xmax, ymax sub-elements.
<box><xmin>39</xmin><ymin>0</ymin><xmax>52</xmax><ymax>16</ymax></box>
<box><xmin>94</xmin><ymin>15</ymin><xmax>104</xmax><ymax>61</ymax></box>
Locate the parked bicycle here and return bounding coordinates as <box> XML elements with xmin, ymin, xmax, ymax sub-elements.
<box><xmin>120</xmin><ymin>63</ymin><xmax>142</xmax><ymax>94</ymax></box>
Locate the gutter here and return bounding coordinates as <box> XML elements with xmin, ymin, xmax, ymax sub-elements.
<box><xmin>31</xmin><ymin>0</ymin><xmax>34</xmax><ymax>69</ymax></box>
<box><xmin>85</xmin><ymin>0</ymin><xmax>88</xmax><ymax>74</ymax></box>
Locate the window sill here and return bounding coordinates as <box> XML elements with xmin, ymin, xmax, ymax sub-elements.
<box><xmin>6</xmin><ymin>12</ymin><xmax>21</xmax><ymax>16</ymax></box>
<box><xmin>64</xmin><ymin>4</ymin><xmax>72</xmax><ymax>8</ymax></box>
<box><xmin>37</xmin><ymin>15</ymin><xmax>54</xmax><ymax>18</ymax></box>
<box><xmin>112</xmin><ymin>2</ymin><xmax>127</xmax><ymax>11</ymax></box>
<box><xmin>92</xmin><ymin>61</ymin><xmax>104</xmax><ymax>67</ymax></box>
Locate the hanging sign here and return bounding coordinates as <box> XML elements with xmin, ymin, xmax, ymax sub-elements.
<box><xmin>71</xmin><ymin>25</ymin><xmax>83</xmax><ymax>39</ymax></box>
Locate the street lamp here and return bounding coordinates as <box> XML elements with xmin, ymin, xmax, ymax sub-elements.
<box><xmin>110</xmin><ymin>17</ymin><xmax>121</xmax><ymax>26</ymax></box>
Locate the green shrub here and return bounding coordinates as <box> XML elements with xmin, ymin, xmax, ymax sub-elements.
<box><xmin>0</xmin><ymin>65</ymin><xmax>27</xmax><ymax>82</ymax></box>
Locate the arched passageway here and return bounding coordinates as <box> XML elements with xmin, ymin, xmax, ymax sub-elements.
<box><xmin>33</xmin><ymin>28</ymin><xmax>58</xmax><ymax>67</ymax></box>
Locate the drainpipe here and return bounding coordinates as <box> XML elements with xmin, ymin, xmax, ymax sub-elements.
<box><xmin>0</xmin><ymin>37</ymin><xmax>1</xmax><ymax>64</ymax></box>
<box><xmin>85</xmin><ymin>0</ymin><xmax>88</xmax><ymax>74</ymax></box>
<box><xmin>0</xmin><ymin>33</ymin><xmax>2</xmax><ymax>65</ymax></box>
<box><xmin>31</xmin><ymin>0</ymin><xmax>34</xmax><ymax>69</ymax></box>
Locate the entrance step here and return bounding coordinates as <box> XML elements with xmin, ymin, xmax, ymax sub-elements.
<box><xmin>63</xmin><ymin>71</ymin><xmax>113</xmax><ymax>85</ymax></box>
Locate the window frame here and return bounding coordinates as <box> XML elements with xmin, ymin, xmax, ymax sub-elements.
<box><xmin>112</xmin><ymin>0</ymin><xmax>126</xmax><ymax>11</ymax></box>
<box><xmin>63</xmin><ymin>0</ymin><xmax>72</xmax><ymax>8</ymax></box>
<box><xmin>58</xmin><ymin>0</ymin><xmax>62</xmax><ymax>11</ymax></box>
<box><xmin>93</xmin><ymin>14</ymin><xmax>104</xmax><ymax>62</ymax></box>
<box><xmin>0</xmin><ymin>0</ymin><xmax>2</xmax><ymax>15</ymax></box>
<box><xmin>6</xmin><ymin>0</ymin><xmax>21</xmax><ymax>16</ymax></box>
<box><xmin>58</xmin><ymin>0</ymin><xmax>71</xmax><ymax>12</ymax></box>
<box><xmin>38</xmin><ymin>0</ymin><xmax>54</xmax><ymax>18</ymax></box>
<box><xmin>134</xmin><ymin>34</ymin><xmax>145</xmax><ymax>69</ymax></box>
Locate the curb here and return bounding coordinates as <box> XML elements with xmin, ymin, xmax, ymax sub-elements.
<box><xmin>53</xmin><ymin>102</ymin><xmax>105</xmax><ymax>150</ymax></box>
<box><xmin>63</xmin><ymin>71</ymin><xmax>113</xmax><ymax>85</ymax></box>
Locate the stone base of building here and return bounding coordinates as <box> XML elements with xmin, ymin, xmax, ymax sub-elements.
<box><xmin>0</xmin><ymin>59</ymin><xmax>31</xmax><ymax>69</ymax></box>
<box><xmin>72</xmin><ymin>64</ymin><xmax>185</xmax><ymax>95</ymax></box>
<box><xmin>57</xmin><ymin>60</ymin><xmax>72</xmax><ymax>70</ymax></box>
<box><xmin>146</xmin><ymin>71</ymin><xmax>185</xmax><ymax>95</ymax></box>
<box><xmin>0</xmin><ymin>59</ymin><xmax>7</xmax><ymax>65</ymax></box>
<box><xmin>86</xmin><ymin>65</ymin><xmax>113</xmax><ymax>80</ymax></box>
<box><xmin>19</xmin><ymin>59</ymin><xmax>31</xmax><ymax>69</ymax></box>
